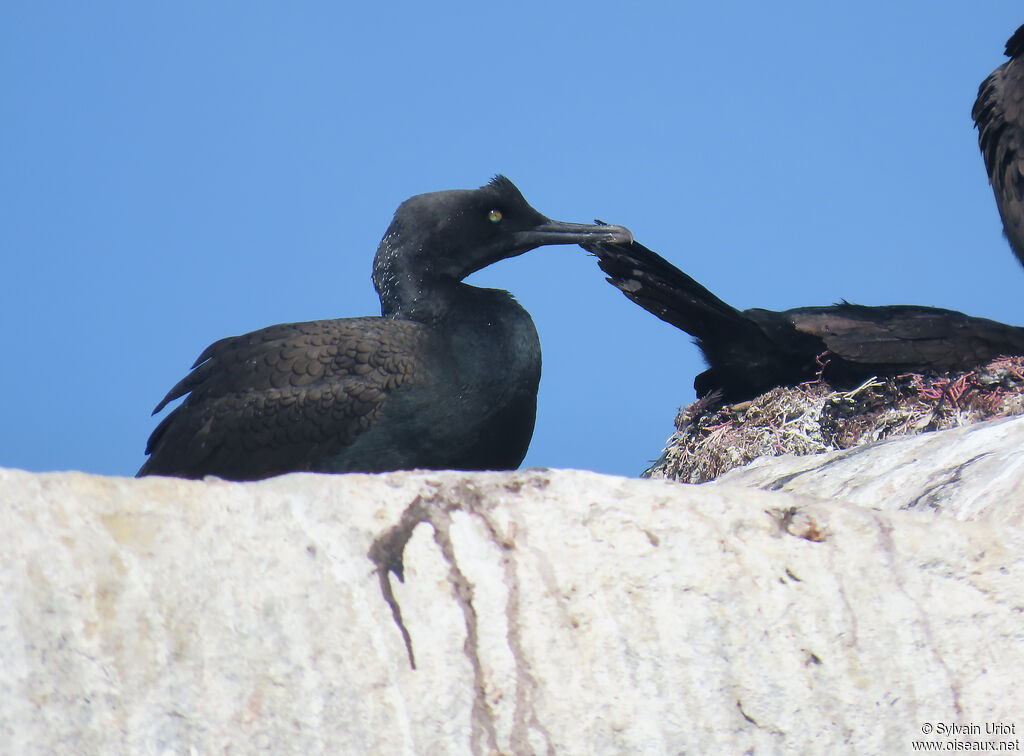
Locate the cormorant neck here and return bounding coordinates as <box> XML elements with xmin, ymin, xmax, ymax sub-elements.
<box><xmin>374</xmin><ymin>228</ymin><xmax>481</xmax><ymax>323</ymax></box>
<box><xmin>377</xmin><ymin>274</ymin><xmax>466</xmax><ymax>323</ymax></box>
<box><xmin>371</xmin><ymin>231</ymin><xmax>441</xmax><ymax>321</ymax></box>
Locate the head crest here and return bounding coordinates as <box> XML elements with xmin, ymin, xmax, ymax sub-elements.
<box><xmin>485</xmin><ymin>175</ymin><xmax>519</xmax><ymax>194</ymax></box>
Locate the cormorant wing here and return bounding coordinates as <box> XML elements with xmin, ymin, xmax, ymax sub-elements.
<box><xmin>138</xmin><ymin>317</ymin><xmax>428</xmax><ymax>480</ymax></box>
<box><xmin>584</xmin><ymin>236</ymin><xmax>752</xmax><ymax>341</ymax></box>
<box><xmin>783</xmin><ymin>304</ymin><xmax>1024</xmax><ymax>372</ymax></box>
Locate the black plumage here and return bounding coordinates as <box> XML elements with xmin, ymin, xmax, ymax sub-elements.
<box><xmin>974</xmin><ymin>23</ymin><xmax>1024</xmax><ymax>267</ymax></box>
<box><xmin>588</xmin><ymin>238</ymin><xmax>1024</xmax><ymax>403</ymax></box>
<box><xmin>138</xmin><ymin>177</ymin><xmax>631</xmax><ymax>480</ymax></box>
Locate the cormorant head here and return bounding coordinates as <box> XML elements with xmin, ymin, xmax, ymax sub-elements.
<box><xmin>373</xmin><ymin>176</ymin><xmax>631</xmax><ymax>316</ymax></box>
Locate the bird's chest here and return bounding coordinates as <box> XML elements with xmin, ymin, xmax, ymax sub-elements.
<box><xmin>370</xmin><ymin>291</ymin><xmax>541</xmax><ymax>471</ymax></box>
<box><xmin>439</xmin><ymin>304</ymin><xmax>541</xmax><ymax>407</ymax></box>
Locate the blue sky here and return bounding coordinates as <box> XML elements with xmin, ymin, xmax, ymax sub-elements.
<box><xmin>2</xmin><ymin>3</ymin><xmax>1022</xmax><ymax>478</ymax></box>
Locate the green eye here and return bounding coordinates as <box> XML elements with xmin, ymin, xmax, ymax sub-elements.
<box><xmin>488</xmin><ymin>209</ymin><xmax>502</xmax><ymax>223</ymax></box>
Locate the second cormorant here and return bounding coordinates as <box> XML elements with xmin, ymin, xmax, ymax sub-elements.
<box><xmin>587</xmin><ymin>237</ymin><xmax>1024</xmax><ymax>403</ymax></box>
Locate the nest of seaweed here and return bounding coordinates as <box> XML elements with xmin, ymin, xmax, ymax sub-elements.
<box><xmin>644</xmin><ymin>356</ymin><xmax>1024</xmax><ymax>484</ymax></box>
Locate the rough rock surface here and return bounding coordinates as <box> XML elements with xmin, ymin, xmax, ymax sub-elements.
<box><xmin>2</xmin><ymin>420</ymin><xmax>1023</xmax><ymax>754</ymax></box>
<box><xmin>718</xmin><ymin>414</ymin><xmax>1024</xmax><ymax>525</ymax></box>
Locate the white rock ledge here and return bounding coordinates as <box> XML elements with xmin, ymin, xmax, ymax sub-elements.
<box><xmin>2</xmin><ymin>423</ymin><xmax>1023</xmax><ymax>754</ymax></box>
<box><xmin>716</xmin><ymin>414</ymin><xmax>1024</xmax><ymax>524</ymax></box>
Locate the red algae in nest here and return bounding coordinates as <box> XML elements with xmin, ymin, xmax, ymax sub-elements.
<box><xmin>645</xmin><ymin>356</ymin><xmax>1024</xmax><ymax>484</ymax></box>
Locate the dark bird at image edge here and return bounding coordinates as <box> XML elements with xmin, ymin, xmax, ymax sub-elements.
<box><xmin>138</xmin><ymin>177</ymin><xmax>631</xmax><ymax>481</ymax></box>
<box><xmin>974</xmin><ymin>22</ymin><xmax>1024</xmax><ymax>267</ymax></box>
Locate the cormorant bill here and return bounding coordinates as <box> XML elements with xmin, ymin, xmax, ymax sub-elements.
<box><xmin>138</xmin><ymin>177</ymin><xmax>631</xmax><ymax>480</ymax></box>
<box><xmin>586</xmin><ymin>238</ymin><xmax>1024</xmax><ymax>403</ymax></box>
<box><xmin>974</xmin><ymin>23</ymin><xmax>1024</xmax><ymax>267</ymax></box>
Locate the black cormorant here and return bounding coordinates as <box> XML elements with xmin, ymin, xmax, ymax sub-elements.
<box><xmin>587</xmin><ymin>238</ymin><xmax>1024</xmax><ymax>403</ymax></box>
<box><xmin>138</xmin><ymin>177</ymin><xmax>631</xmax><ymax>480</ymax></box>
<box><xmin>974</xmin><ymin>23</ymin><xmax>1024</xmax><ymax>267</ymax></box>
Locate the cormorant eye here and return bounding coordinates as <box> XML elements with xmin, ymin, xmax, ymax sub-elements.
<box><xmin>488</xmin><ymin>209</ymin><xmax>503</xmax><ymax>223</ymax></box>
